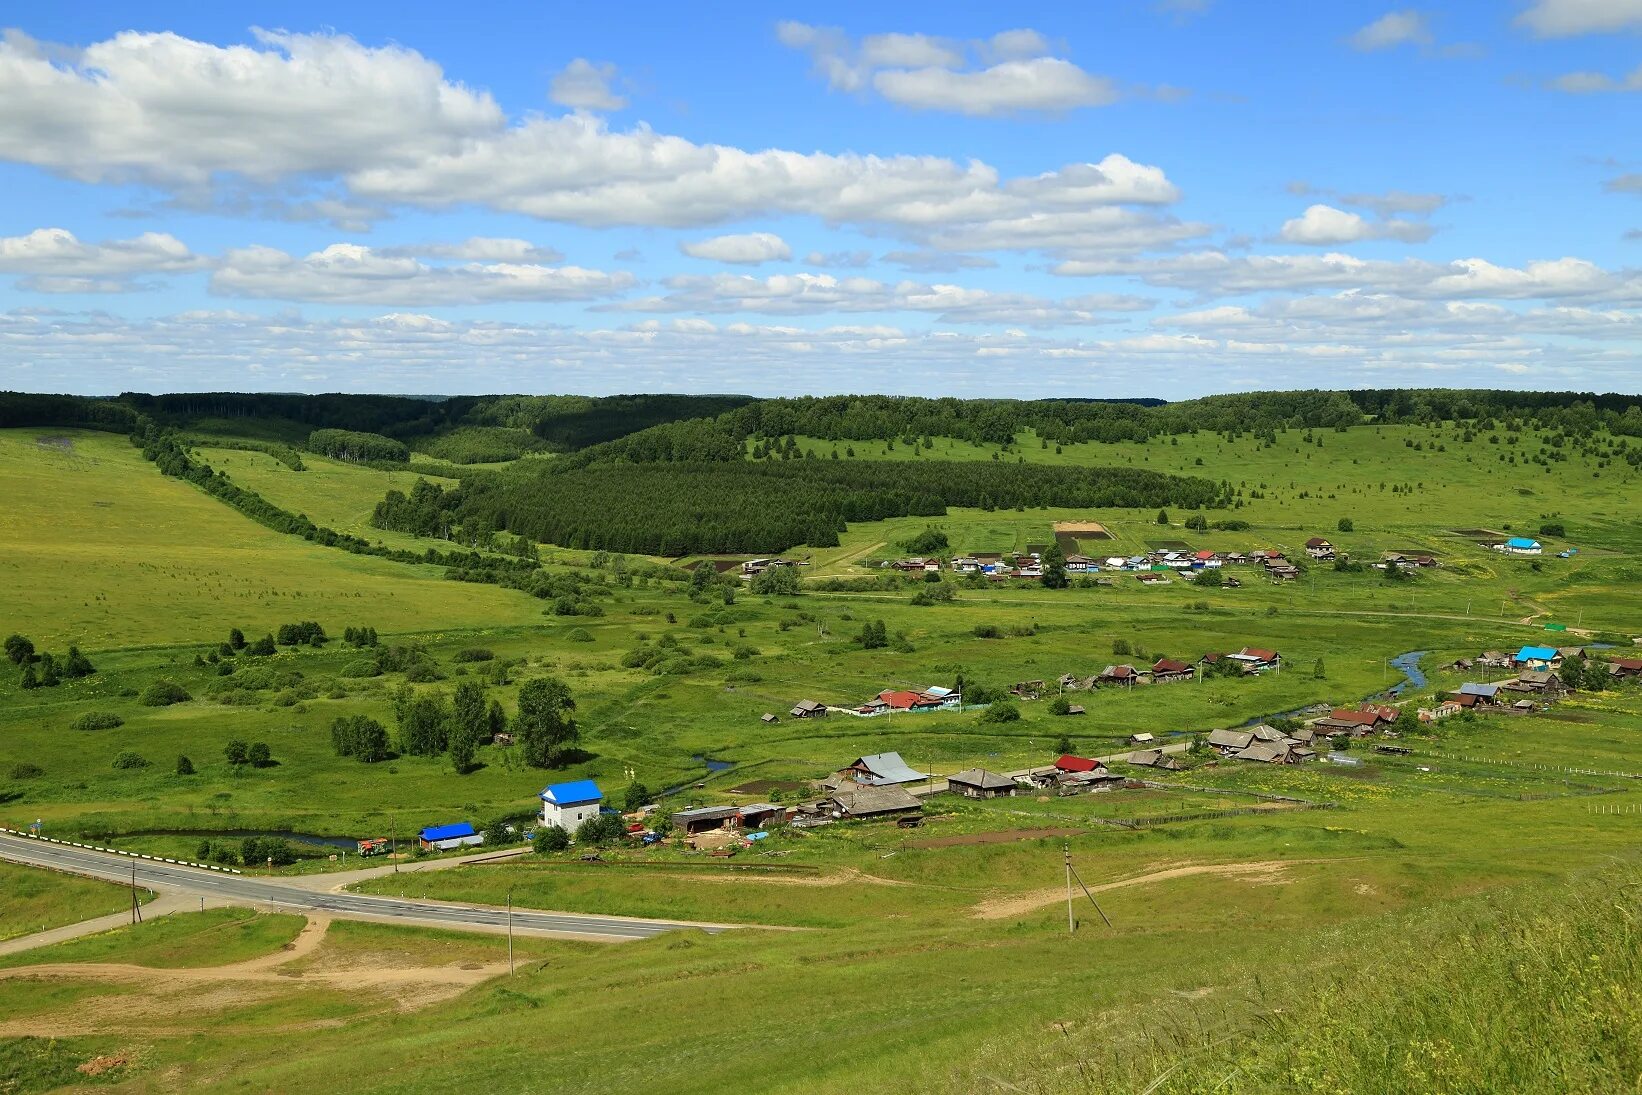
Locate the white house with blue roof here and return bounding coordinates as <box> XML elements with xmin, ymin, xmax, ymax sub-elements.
<box><xmin>540</xmin><ymin>779</ymin><xmax>603</xmax><ymax>831</ymax></box>
<box><xmin>1498</xmin><ymin>537</ymin><xmax>1542</xmax><ymax>556</ymax></box>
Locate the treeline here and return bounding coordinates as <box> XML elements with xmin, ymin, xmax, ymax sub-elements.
<box><xmin>377</xmin><ymin>460</ymin><xmax>1223</xmax><ymax>555</ymax></box>
<box><xmin>467</xmin><ymin>393</ymin><xmax>754</xmax><ymax>450</ymax></box>
<box><xmin>307</xmin><ymin>428</ymin><xmax>408</xmax><ymax>463</ymax></box>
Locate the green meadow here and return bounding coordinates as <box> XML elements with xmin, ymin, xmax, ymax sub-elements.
<box><xmin>1</xmin><ymin>409</ymin><xmax>1639</xmax><ymax>1092</ymax></box>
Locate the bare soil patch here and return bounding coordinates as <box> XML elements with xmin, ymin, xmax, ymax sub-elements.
<box><xmin>971</xmin><ymin>859</ymin><xmax>1306</xmax><ymax>920</ymax></box>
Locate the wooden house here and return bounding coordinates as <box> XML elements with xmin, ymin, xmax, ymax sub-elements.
<box><xmin>947</xmin><ymin>769</ymin><xmax>1017</xmax><ymax>799</ymax></box>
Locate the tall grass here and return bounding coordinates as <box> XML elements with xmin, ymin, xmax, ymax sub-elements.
<box><xmin>971</xmin><ymin>863</ymin><xmax>1642</xmax><ymax>1094</ymax></box>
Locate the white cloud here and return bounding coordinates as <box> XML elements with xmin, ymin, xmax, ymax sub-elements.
<box><xmin>1339</xmin><ymin>189</ymin><xmax>1449</xmax><ymax>217</ymax></box>
<box><xmin>1516</xmin><ymin>0</ymin><xmax>1642</xmax><ymax>36</ymax></box>
<box><xmin>548</xmin><ymin>58</ymin><xmax>626</xmax><ymax>111</ymax></box>
<box><xmin>6</xmin><ymin>305</ymin><xmax>1638</xmax><ymax>397</ymax></box>
<box><xmin>1053</xmin><ymin>250</ymin><xmax>1642</xmax><ymax>303</ymax></box>
<box><xmin>779</xmin><ymin>22</ymin><xmax>1125</xmax><ymax>116</ymax></box>
<box><xmin>597</xmin><ymin>271</ymin><xmax>1151</xmax><ymax>326</ymax></box>
<box><xmin>1349</xmin><ymin>11</ymin><xmax>1433</xmax><ymax>51</ymax></box>
<box><xmin>679</xmin><ymin>232</ymin><xmax>793</xmax><ymax>264</ymax></box>
<box><xmin>0</xmin><ymin>29</ymin><xmax>1182</xmax><ymax>254</ymax></box>
<box><xmin>1279</xmin><ymin>204</ymin><xmax>1433</xmax><ymax>244</ymax></box>
<box><xmin>804</xmin><ymin>250</ymin><xmax>874</xmax><ymax>268</ymax></box>
<box><xmin>0</xmin><ymin>227</ymin><xmax>206</xmax><ymax>291</ymax></box>
<box><xmin>209</xmin><ymin>242</ymin><xmax>634</xmax><ymax>304</ymax></box>
<box><xmin>0</xmin><ymin>29</ymin><xmax>502</xmax><ymax>187</ymax></box>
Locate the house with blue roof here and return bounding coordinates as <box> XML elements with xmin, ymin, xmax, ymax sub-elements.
<box><xmin>540</xmin><ymin>779</ymin><xmax>603</xmax><ymax>831</ymax></box>
<box><xmin>419</xmin><ymin>821</ymin><xmax>482</xmax><ymax>852</ymax></box>
<box><xmin>1498</xmin><ymin>537</ymin><xmax>1542</xmax><ymax>556</ymax></box>
<box><xmin>1514</xmin><ymin>645</ymin><xmax>1562</xmax><ymax>669</ymax></box>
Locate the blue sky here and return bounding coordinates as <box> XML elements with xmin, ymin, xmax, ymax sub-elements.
<box><xmin>1</xmin><ymin>1</ymin><xmax>1639</xmax><ymax>397</ymax></box>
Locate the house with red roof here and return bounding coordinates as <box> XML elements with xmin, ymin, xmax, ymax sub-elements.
<box><xmin>1151</xmin><ymin>657</ymin><xmax>1195</xmax><ymax>684</ymax></box>
<box><xmin>1054</xmin><ymin>754</ymin><xmax>1103</xmax><ymax>773</ymax></box>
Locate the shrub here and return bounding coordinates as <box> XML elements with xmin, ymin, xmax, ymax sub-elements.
<box><xmin>972</xmin><ymin>624</ymin><xmax>1002</xmax><ymax>639</ymax></box>
<box><xmin>175</xmin><ymin>755</ymin><xmax>195</xmax><ymax>775</ymax></box>
<box><xmin>139</xmin><ymin>679</ymin><xmax>191</xmax><ymax>706</ymax></box>
<box><xmin>575</xmin><ymin>812</ymin><xmax>627</xmax><ymax>846</ymax></box>
<box><xmin>566</xmin><ymin>627</ymin><xmax>594</xmax><ymax>642</ymax></box>
<box><xmin>1540</xmin><ymin>521</ymin><xmax>1565</xmax><ymax>537</ymax></box>
<box><xmin>981</xmin><ymin>701</ymin><xmax>1021</xmax><ymax>724</ymax></box>
<box><xmin>1337</xmin><ymin>517</ymin><xmax>1355</xmax><ymax>532</ymax></box>
<box><xmin>534</xmin><ymin>825</ymin><xmax>571</xmax><ymax>853</ymax></box>
<box><xmin>9</xmin><ymin>762</ymin><xmax>43</xmax><ymax>780</ymax></box>
<box><xmin>71</xmin><ymin>711</ymin><xmax>124</xmax><ymax>731</ymax></box>
<box><xmin>111</xmin><ymin>750</ymin><xmax>149</xmax><ymax>770</ymax></box>
<box><xmin>454</xmin><ymin>647</ymin><xmax>495</xmax><ymax>663</ymax></box>
<box><xmin>340</xmin><ymin>657</ymin><xmax>382</xmax><ymax>679</ymax></box>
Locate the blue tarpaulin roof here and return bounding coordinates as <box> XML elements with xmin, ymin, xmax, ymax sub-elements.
<box><xmin>1516</xmin><ymin>645</ymin><xmax>1559</xmax><ymax>661</ymax></box>
<box><xmin>541</xmin><ymin>779</ymin><xmax>603</xmax><ymax>806</ymax></box>
<box><xmin>420</xmin><ymin>822</ymin><xmax>476</xmax><ymax>842</ymax></box>
<box><xmin>1506</xmin><ymin>537</ymin><xmax>1540</xmax><ymax>549</ymax></box>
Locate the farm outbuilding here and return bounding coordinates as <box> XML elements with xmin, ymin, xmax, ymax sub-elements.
<box><xmin>791</xmin><ymin>699</ymin><xmax>828</xmax><ymax>718</ymax></box>
<box><xmin>947</xmin><ymin>768</ymin><xmax>1017</xmax><ymax>799</ymax></box>
<box><xmin>418</xmin><ymin>822</ymin><xmax>482</xmax><ymax>852</ymax></box>
<box><xmin>672</xmin><ymin>805</ymin><xmax>741</xmax><ymax>834</ymax></box>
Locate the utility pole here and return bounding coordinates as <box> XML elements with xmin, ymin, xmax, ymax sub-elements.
<box><xmin>1065</xmin><ymin>844</ymin><xmax>1076</xmax><ymax>934</ymax></box>
<box><xmin>507</xmin><ymin>886</ymin><xmax>515</xmax><ymax>975</ymax></box>
<box><xmin>129</xmin><ymin>862</ymin><xmax>143</xmax><ymax>925</ymax></box>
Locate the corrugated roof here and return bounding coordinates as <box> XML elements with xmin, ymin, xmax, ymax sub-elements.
<box><xmin>420</xmin><ymin>822</ymin><xmax>476</xmax><ymax>842</ymax></box>
<box><xmin>1459</xmin><ymin>682</ymin><xmax>1500</xmax><ymax>697</ymax></box>
<box><xmin>831</xmin><ymin>784</ymin><xmax>922</xmax><ymax>816</ymax></box>
<box><xmin>1055</xmin><ymin>754</ymin><xmax>1100</xmax><ymax>772</ymax></box>
<box><xmin>949</xmin><ymin>768</ymin><xmax>1015</xmax><ymax>790</ymax></box>
<box><xmin>1506</xmin><ymin>537</ymin><xmax>1540</xmax><ymax>549</ymax></box>
<box><xmin>673</xmin><ymin>805</ymin><xmax>739</xmax><ymax>822</ymax></box>
<box><xmin>541</xmin><ymin>779</ymin><xmax>603</xmax><ymax>806</ymax></box>
<box><xmin>849</xmin><ymin>751</ymin><xmax>928</xmax><ymax>785</ymax></box>
<box><xmin>1516</xmin><ymin>645</ymin><xmax>1559</xmax><ymax>661</ymax></box>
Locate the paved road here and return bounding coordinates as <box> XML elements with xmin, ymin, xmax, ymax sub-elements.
<box><xmin>0</xmin><ymin>833</ymin><xmax>726</xmax><ymax>942</ymax></box>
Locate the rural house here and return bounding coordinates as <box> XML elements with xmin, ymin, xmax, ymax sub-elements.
<box><xmin>1305</xmin><ymin>536</ymin><xmax>1336</xmax><ymax>560</ymax></box>
<box><xmin>1098</xmin><ymin>664</ymin><xmax>1143</xmax><ymax>685</ymax></box>
<box><xmin>1450</xmin><ymin>682</ymin><xmax>1503</xmax><ymax>709</ymax></box>
<box><xmin>947</xmin><ymin>768</ymin><xmax>1017</xmax><ymax>799</ymax></box>
<box><xmin>827</xmin><ymin>784</ymin><xmax>923</xmax><ymax>820</ymax></box>
<box><xmin>790</xmin><ymin>699</ymin><xmax>828</xmax><ymax>719</ymax></box>
<box><xmin>540</xmin><ymin>779</ymin><xmax>604</xmax><ymax>831</ymax></box>
<box><xmin>1497</xmin><ymin>537</ymin><xmax>1542</xmax><ymax>556</ymax></box>
<box><xmin>418</xmin><ymin>822</ymin><xmax>483</xmax><ymax>852</ymax></box>
<box><xmin>838</xmin><ymin>752</ymin><xmax>928</xmax><ymax>787</ymax></box>
<box><xmin>1513</xmin><ymin>645</ymin><xmax>1562</xmax><ymax>670</ymax></box>
<box><xmin>1127</xmin><ymin>748</ymin><xmax>1184</xmax><ymax>770</ymax></box>
<box><xmin>1151</xmin><ymin>657</ymin><xmax>1195</xmax><ymax>684</ymax></box>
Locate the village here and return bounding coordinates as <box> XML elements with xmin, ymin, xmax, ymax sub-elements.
<box><xmin>406</xmin><ymin>637</ymin><xmax>1634</xmax><ymax>858</ymax></box>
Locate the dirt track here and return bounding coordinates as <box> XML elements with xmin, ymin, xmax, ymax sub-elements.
<box><xmin>0</xmin><ymin>915</ymin><xmax>513</xmax><ymax>1038</ymax></box>
<box><xmin>970</xmin><ymin>860</ymin><xmax>1306</xmax><ymax>920</ymax></box>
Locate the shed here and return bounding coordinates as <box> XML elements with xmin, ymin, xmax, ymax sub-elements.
<box><xmin>947</xmin><ymin>768</ymin><xmax>1017</xmax><ymax>799</ymax></box>
<box><xmin>418</xmin><ymin>822</ymin><xmax>482</xmax><ymax>852</ymax></box>
<box><xmin>1129</xmin><ymin>732</ymin><xmax>1155</xmax><ymax>745</ymax></box>
<box><xmin>760</xmin><ymin>712</ymin><xmax>779</xmax><ymax>724</ymax></box>
<box><xmin>791</xmin><ymin>699</ymin><xmax>828</xmax><ymax>718</ymax></box>
<box><xmin>1207</xmin><ymin>728</ymin><xmax>1254</xmax><ymax>752</ymax></box>
<box><xmin>672</xmin><ymin>805</ymin><xmax>741</xmax><ymax>835</ymax></box>
<box><xmin>737</xmin><ymin>803</ymin><xmax>786</xmax><ymax>829</ymax></box>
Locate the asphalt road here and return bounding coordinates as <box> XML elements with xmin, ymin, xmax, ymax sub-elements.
<box><xmin>0</xmin><ymin>832</ymin><xmax>724</xmax><ymax>941</ymax></box>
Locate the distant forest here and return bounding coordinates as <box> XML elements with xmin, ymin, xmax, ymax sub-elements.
<box><xmin>4</xmin><ymin>386</ymin><xmax>1642</xmax><ymax>555</ymax></box>
<box><xmin>374</xmin><ymin>460</ymin><xmax>1225</xmax><ymax>556</ymax></box>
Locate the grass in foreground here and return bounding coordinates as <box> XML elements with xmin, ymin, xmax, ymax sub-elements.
<box><xmin>0</xmin><ymin>907</ymin><xmax>305</xmax><ymax>970</ymax></box>
<box><xmin>0</xmin><ymin>862</ymin><xmax>143</xmax><ymax>941</ymax></box>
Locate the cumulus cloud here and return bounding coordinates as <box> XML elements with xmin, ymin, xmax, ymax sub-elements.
<box><xmin>597</xmin><ymin>271</ymin><xmax>1151</xmax><ymax>326</ymax></box>
<box><xmin>1052</xmin><ymin>250</ymin><xmax>1642</xmax><ymax>304</ymax></box>
<box><xmin>209</xmin><ymin>243</ymin><xmax>634</xmax><ymax>304</ymax></box>
<box><xmin>0</xmin><ymin>227</ymin><xmax>206</xmax><ymax>291</ymax></box>
<box><xmin>1279</xmin><ymin>204</ymin><xmax>1433</xmax><ymax>244</ymax></box>
<box><xmin>1516</xmin><ymin>0</ymin><xmax>1642</xmax><ymax>37</ymax></box>
<box><xmin>0</xmin><ymin>28</ymin><xmax>1184</xmax><ymax>256</ymax></box>
<box><xmin>0</xmin><ymin>29</ymin><xmax>503</xmax><ymax>187</ymax></box>
<box><xmin>1349</xmin><ymin>11</ymin><xmax>1434</xmax><ymax>51</ymax></box>
<box><xmin>679</xmin><ymin>232</ymin><xmax>793</xmax><ymax>264</ymax></box>
<box><xmin>778</xmin><ymin>22</ymin><xmax>1124</xmax><ymax>115</ymax></box>
<box><xmin>549</xmin><ymin>58</ymin><xmax>626</xmax><ymax>111</ymax></box>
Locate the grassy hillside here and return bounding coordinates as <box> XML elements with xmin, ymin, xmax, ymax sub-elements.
<box><xmin>0</xmin><ymin>429</ymin><xmax>543</xmax><ymax>647</ymax></box>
